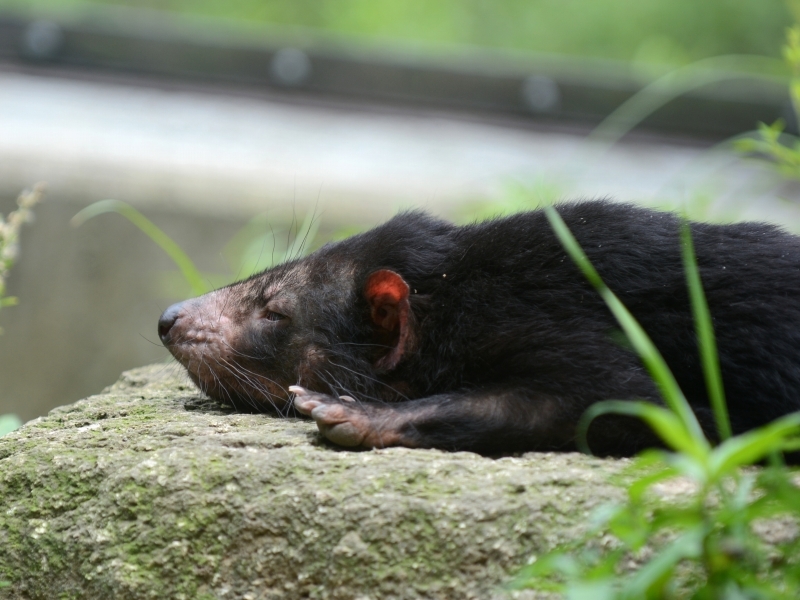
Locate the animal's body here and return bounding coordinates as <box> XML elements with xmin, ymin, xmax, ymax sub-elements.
<box><xmin>158</xmin><ymin>201</ymin><xmax>800</xmax><ymax>455</ymax></box>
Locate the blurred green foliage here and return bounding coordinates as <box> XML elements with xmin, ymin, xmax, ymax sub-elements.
<box><xmin>0</xmin><ymin>414</ymin><xmax>22</xmax><ymax>436</ymax></box>
<box><xmin>734</xmin><ymin>25</ymin><xmax>800</xmax><ymax>180</ymax></box>
<box><xmin>0</xmin><ymin>184</ymin><xmax>44</xmax><ymax>437</ymax></box>
<box><xmin>0</xmin><ymin>185</ymin><xmax>44</xmax><ymax>324</ymax></box>
<box><xmin>72</xmin><ymin>200</ymin><xmax>322</xmax><ymax>298</ymax></box>
<box><xmin>1</xmin><ymin>0</ymin><xmax>792</xmax><ymax>65</ymax></box>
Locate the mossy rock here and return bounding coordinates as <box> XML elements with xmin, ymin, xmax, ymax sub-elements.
<box><xmin>0</xmin><ymin>365</ymin><xmax>630</xmax><ymax>600</ymax></box>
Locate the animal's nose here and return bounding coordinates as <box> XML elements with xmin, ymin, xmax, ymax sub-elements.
<box><xmin>158</xmin><ymin>301</ymin><xmax>185</xmax><ymax>344</ymax></box>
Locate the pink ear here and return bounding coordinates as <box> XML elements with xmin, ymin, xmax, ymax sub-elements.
<box><xmin>364</xmin><ymin>270</ymin><xmax>412</xmax><ymax>370</ymax></box>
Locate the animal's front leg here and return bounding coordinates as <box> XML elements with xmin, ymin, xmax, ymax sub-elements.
<box><xmin>290</xmin><ymin>385</ymin><xmax>597</xmax><ymax>453</ymax></box>
<box><xmin>290</xmin><ymin>386</ymin><xmax>412</xmax><ymax>448</ymax></box>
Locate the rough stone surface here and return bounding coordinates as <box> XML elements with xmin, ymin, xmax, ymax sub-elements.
<box><xmin>0</xmin><ymin>365</ymin><xmax>632</xmax><ymax>600</ymax></box>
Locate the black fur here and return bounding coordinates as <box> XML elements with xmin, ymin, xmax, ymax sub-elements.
<box><xmin>160</xmin><ymin>201</ymin><xmax>800</xmax><ymax>456</ymax></box>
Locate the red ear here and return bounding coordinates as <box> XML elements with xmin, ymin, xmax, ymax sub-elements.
<box><xmin>364</xmin><ymin>270</ymin><xmax>412</xmax><ymax>370</ymax></box>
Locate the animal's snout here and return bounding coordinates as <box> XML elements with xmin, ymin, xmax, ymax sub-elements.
<box><xmin>158</xmin><ymin>301</ymin><xmax>185</xmax><ymax>344</ymax></box>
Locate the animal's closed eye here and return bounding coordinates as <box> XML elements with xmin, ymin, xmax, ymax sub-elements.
<box><xmin>264</xmin><ymin>311</ymin><xmax>286</xmax><ymax>322</ymax></box>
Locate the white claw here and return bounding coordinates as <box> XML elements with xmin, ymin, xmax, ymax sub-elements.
<box><xmin>289</xmin><ymin>385</ymin><xmax>307</xmax><ymax>395</ymax></box>
<box><xmin>339</xmin><ymin>395</ymin><xmax>356</xmax><ymax>403</ymax></box>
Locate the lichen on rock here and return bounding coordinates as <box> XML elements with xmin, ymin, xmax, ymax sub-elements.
<box><xmin>0</xmin><ymin>365</ymin><xmax>629</xmax><ymax>600</ymax></box>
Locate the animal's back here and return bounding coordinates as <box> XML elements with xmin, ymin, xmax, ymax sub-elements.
<box><xmin>394</xmin><ymin>202</ymin><xmax>800</xmax><ymax>433</ymax></box>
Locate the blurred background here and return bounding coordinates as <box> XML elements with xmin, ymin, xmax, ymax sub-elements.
<box><xmin>1</xmin><ymin>0</ymin><xmax>799</xmax><ymax>423</ymax></box>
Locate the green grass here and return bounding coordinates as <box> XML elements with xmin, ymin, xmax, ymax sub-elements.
<box><xmin>0</xmin><ymin>0</ymin><xmax>792</xmax><ymax>66</ymax></box>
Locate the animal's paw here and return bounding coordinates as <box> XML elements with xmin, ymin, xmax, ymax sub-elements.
<box><xmin>290</xmin><ymin>386</ymin><xmax>374</xmax><ymax>448</ymax></box>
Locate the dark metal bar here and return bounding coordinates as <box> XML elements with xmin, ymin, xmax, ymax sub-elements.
<box><xmin>0</xmin><ymin>11</ymin><xmax>790</xmax><ymax>139</ymax></box>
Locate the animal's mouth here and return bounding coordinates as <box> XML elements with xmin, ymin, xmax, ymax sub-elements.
<box><xmin>163</xmin><ymin>347</ymin><xmax>291</xmax><ymax>413</ymax></box>
<box><xmin>182</xmin><ymin>363</ymin><xmax>292</xmax><ymax>414</ymax></box>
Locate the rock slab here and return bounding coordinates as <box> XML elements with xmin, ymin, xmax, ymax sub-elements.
<box><xmin>0</xmin><ymin>365</ymin><xmax>629</xmax><ymax>599</ymax></box>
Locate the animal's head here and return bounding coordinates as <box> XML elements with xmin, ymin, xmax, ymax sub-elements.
<box><xmin>158</xmin><ymin>254</ymin><xmax>416</xmax><ymax>412</ymax></box>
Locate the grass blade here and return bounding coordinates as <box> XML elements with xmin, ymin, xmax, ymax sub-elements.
<box><xmin>620</xmin><ymin>526</ymin><xmax>703</xmax><ymax>599</ymax></box>
<box><xmin>222</xmin><ymin>212</ymin><xmax>281</xmax><ymax>276</ymax></box>
<box><xmin>709</xmin><ymin>412</ymin><xmax>800</xmax><ymax>475</ymax></box>
<box><xmin>680</xmin><ymin>221</ymin><xmax>731</xmax><ymax>441</ymax></box>
<box><xmin>588</xmin><ymin>55</ymin><xmax>786</xmax><ymax>150</ymax></box>
<box><xmin>72</xmin><ymin>200</ymin><xmax>210</xmax><ymax>297</ymax></box>
<box><xmin>578</xmin><ymin>400</ymin><xmax>705</xmax><ymax>459</ymax></box>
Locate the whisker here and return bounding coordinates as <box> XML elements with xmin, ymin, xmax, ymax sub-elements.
<box><xmin>326</xmin><ymin>358</ymin><xmax>409</xmax><ymax>401</ymax></box>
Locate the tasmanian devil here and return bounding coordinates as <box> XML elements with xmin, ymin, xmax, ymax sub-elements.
<box><xmin>157</xmin><ymin>201</ymin><xmax>800</xmax><ymax>455</ymax></box>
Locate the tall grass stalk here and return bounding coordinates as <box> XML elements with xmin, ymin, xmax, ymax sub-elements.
<box><xmin>680</xmin><ymin>221</ymin><xmax>731</xmax><ymax>441</ymax></box>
